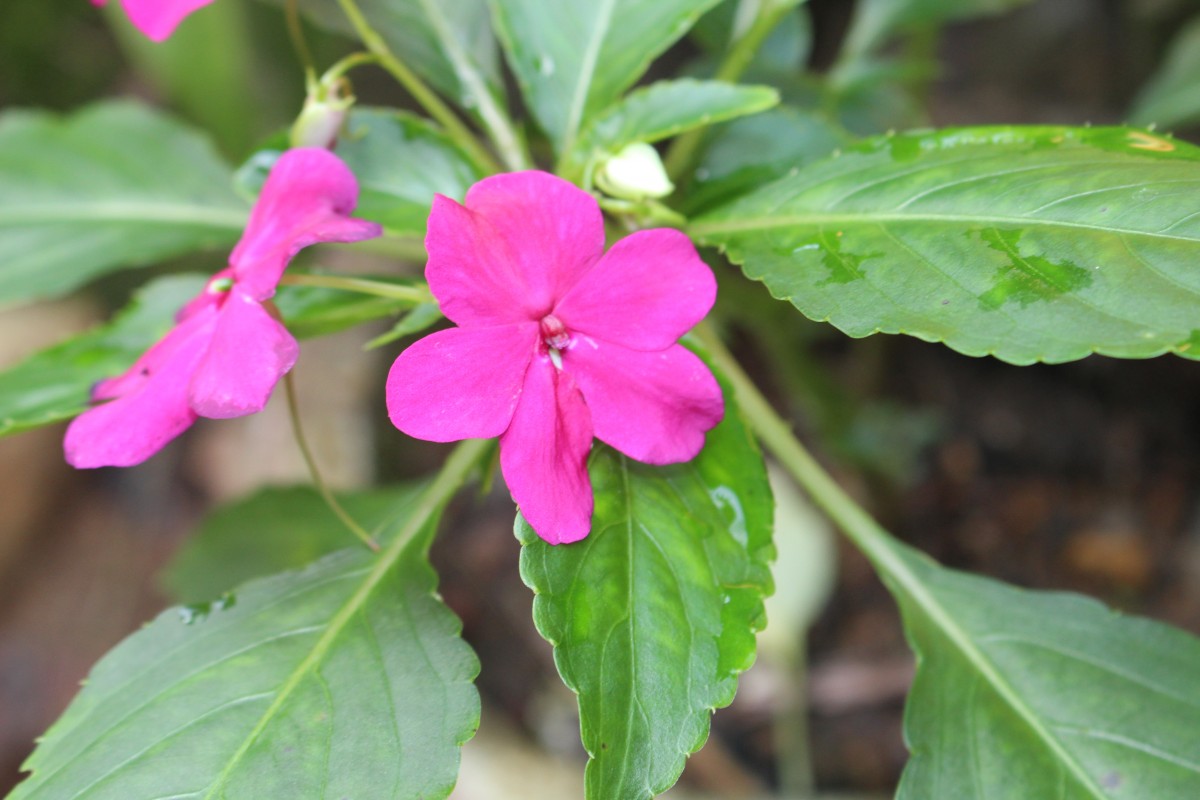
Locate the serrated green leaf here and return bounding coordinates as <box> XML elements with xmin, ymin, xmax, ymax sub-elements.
<box><xmin>692</xmin><ymin>125</ymin><xmax>1200</xmax><ymax>365</ymax></box>
<box><xmin>11</xmin><ymin>534</ymin><xmax>480</xmax><ymax>799</ymax></box>
<box><xmin>880</xmin><ymin>537</ymin><xmax>1200</xmax><ymax>798</ymax></box>
<box><xmin>489</xmin><ymin>0</ymin><xmax>723</xmax><ymax>155</ymax></box>
<box><xmin>574</xmin><ymin>79</ymin><xmax>778</xmax><ymax>168</ymax></box>
<box><xmin>518</xmin><ymin>379</ymin><xmax>773</xmax><ymax>800</ymax></box>
<box><xmin>0</xmin><ymin>273</ymin><xmax>412</xmax><ymax>438</ymax></box>
<box><xmin>0</xmin><ymin>275</ymin><xmax>205</xmax><ymax>437</ymax></box>
<box><xmin>1130</xmin><ymin>15</ymin><xmax>1200</xmax><ymax>129</ymax></box>
<box><xmin>0</xmin><ymin>101</ymin><xmax>247</xmax><ymax>306</ymax></box>
<box><xmin>260</xmin><ymin>0</ymin><xmax>501</xmax><ymax>110</ymax></box>
<box><xmin>682</xmin><ymin>105</ymin><xmax>849</xmax><ymax>214</ymax></box>
<box><xmin>164</xmin><ymin>484</ymin><xmax>426</xmax><ymax>603</ymax></box>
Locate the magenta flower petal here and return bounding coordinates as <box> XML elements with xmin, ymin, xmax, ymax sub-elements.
<box><xmin>188</xmin><ymin>291</ymin><xmax>299</xmax><ymax>419</ymax></box>
<box><xmin>426</xmin><ymin>172</ymin><xmax>605</xmax><ymax>326</ymax></box>
<box><xmin>64</xmin><ymin>316</ymin><xmax>212</xmax><ymax>468</ymax></box>
<box><xmin>564</xmin><ymin>339</ymin><xmax>724</xmax><ymax>465</ymax></box>
<box><xmin>554</xmin><ymin>228</ymin><xmax>717</xmax><ymax>351</ymax></box>
<box><xmin>500</xmin><ymin>360</ymin><xmax>594</xmax><ymax>544</ymax></box>
<box><xmin>231</xmin><ymin>148</ymin><xmax>383</xmax><ymax>300</ymax></box>
<box><xmin>387</xmin><ymin>322</ymin><xmax>538</xmax><ymax>442</ymax></box>
<box><xmin>92</xmin><ymin>0</ymin><xmax>214</xmax><ymax>42</ymax></box>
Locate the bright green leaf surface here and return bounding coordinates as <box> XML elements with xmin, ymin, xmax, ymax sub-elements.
<box><xmin>489</xmin><ymin>0</ymin><xmax>723</xmax><ymax>154</ymax></box>
<box><xmin>575</xmin><ymin>79</ymin><xmax>778</xmax><ymax>165</ymax></box>
<box><xmin>1130</xmin><ymin>16</ymin><xmax>1200</xmax><ymax>129</ymax></box>
<box><xmin>0</xmin><ymin>274</ymin><xmax>414</xmax><ymax>437</ymax></box>
<box><xmin>518</xmin><ymin>383</ymin><xmax>773</xmax><ymax>800</ymax></box>
<box><xmin>0</xmin><ymin>101</ymin><xmax>247</xmax><ymax>306</ymax></box>
<box><xmin>883</xmin><ymin>538</ymin><xmax>1200</xmax><ymax>798</ymax></box>
<box><xmin>335</xmin><ymin>109</ymin><xmax>486</xmax><ymax>235</ymax></box>
<box><xmin>692</xmin><ymin>126</ymin><xmax>1200</xmax><ymax>364</ymax></box>
<box><xmin>12</xmin><ymin>538</ymin><xmax>479</xmax><ymax>799</ymax></box>
<box><xmin>264</xmin><ymin>0</ymin><xmax>501</xmax><ymax>109</ymax></box>
<box><xmin>165</xmin><ymin>484</ymin><xmax>425</xmax><ymax>603</ymax></box>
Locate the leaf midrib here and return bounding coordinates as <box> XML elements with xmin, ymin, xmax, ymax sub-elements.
<box><xmin>878</xmin><ymin>544</ymin><xmax>1109</xmax><ymax>799</ymax></box>
<box><xmin>562</xmin><ymin>0</ymin><xmax>618</xmax><ymax>155</ymax></box>
<box><xmin>689</xmin><ymin>211</ymin><xmax>1200</xmax><ymax>245</ymax></box>
<box><xmin>0</xmin><ymin>203</ymin><xmax>247</xmax><ymax>229</ymax></box>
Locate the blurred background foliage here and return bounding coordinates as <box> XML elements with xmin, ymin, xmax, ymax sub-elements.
<box><xmin>4</xmin><ymin>0</ymin><xmax>1200</xmax><ymax>796</ymax></box>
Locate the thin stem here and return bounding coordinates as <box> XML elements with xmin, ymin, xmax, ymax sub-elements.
<box><xmin>663</xmin><ymin>0</ymin><xmax>794</xmax><ymax>183</ymax></box>
<box><xmin>693</xmin><ymin>322</ymin><xmax>899</xmax><ymax>571</ymax></box>
<box><xmin>283</xmin><ymin>372</ymin><xmax>380</xmax><ymax>552</ymax></box>
<box><xmin>333</xmin><ymin>0</ymin><xmax>503</xmax><ymax>175</ymax></box>
<box><xmin>286</xmin><ymin>0</ymin><xmax>317</xmax><ymax>76</ymax></box>
<box><xmin>279</xmin><ymin>273</ymin><xmax>434</xmax><ymax>303</ymax></box>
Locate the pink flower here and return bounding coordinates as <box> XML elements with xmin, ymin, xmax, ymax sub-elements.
<box><xmin>64</xmin><ymin>148</ymin><xmax>381</xmax><ymax>468</ymax></box>
<box><xmin>386</xmin><ymin>171</ymin><xmax>724</xmax><ymax>544</ymax></box>
<box><xmin>90</xmin><ymin>0</ymin><xmax>213</xmax><ymax>42</ymax></box>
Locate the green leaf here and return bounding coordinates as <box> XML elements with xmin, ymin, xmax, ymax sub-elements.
<box><xmin>264</xmin><ymin>0</ymin><xmax>501</xmax><ymax>108</ymax></box>
<box><xmin>489</xmin><ymin>0</ymin><xmax>723</xmax><ymax>154</ymax></box>
<box><xmin>1130</xmin><ymin>15</ymin><xmax>1200</xmax><ymax>129</ymax></box>
<box><xmin>682</xmin><ymin>105</ymin><xmax>849</xmax><ymax>214</ymax></box>
<box><xmin>0</xmin><ymin>273</ymin><xmax>412</xmax><ymax>438</ymax></box>
<box><xmin>575</xmin><ymin>79</ymin><xmax>778</xmax><ymax>166</ymax></box>
<box><xmin>335</xmin><ymin>109</ymin><xmax>487</xmax><ymax>235</ymax></box>
<box><xmin>692</xmin><ymin>0</ymin><xmax>811</xmax><ymax>75</ymax></box>
<box><xmin>12</xmin><ymin>538</ymin><xmax>480</xmax><ymax>799</ymax></box>
<box><xmin>0</xmin><ymin>101</ymin><xmax>247</xmax><ymax>306</ymax></box>
<box><xmin>882</xmin><ymin>537</ymin><xmax>1200</xmax><ymax>798</ymax></box>
<box><xmin>518</xmin><ymin>376</ymin><xmax>774</xmax><ymax>800</ymax></box>
<box><xmin>692</xmin><ymin>125</ymin><xmax>1200</xmax><ymax>365</ymax></box>
<box><xmin>0</xmin><ymin>275</ymin><xmax>205</xmax><ymax>437</ymax></box>
<box><xmin>164</xmin><ymin>484</ymin><xmax>425</xmax><ymax>603</ymax></box>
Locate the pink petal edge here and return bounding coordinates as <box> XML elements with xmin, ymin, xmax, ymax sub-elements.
<box><xmin>117</xmin><ymin>0</ymin><xmax>215</xmax><ymax>42</ymax></box>
<box><xmin>500</xmin><ymin>359</ymin><xmax>594</xmax><ymax>544</ymax></box>
<box><xmin>387</xmin><ymin>322</ymin><xmax>538</xmax><ymax>442</ymax></box>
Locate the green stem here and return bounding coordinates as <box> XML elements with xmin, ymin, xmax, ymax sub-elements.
<box><xmin>663</xmin><ymin>0</ymin><xmax>794</xmax><ymax>183</ymax></box>
<box><xmin>279</xmin><ymin>273</ymin><xmax>434</xmax><ymax>303</ymax></box>
<box><xmin>283</xmin><ymin>372</ymin><xmax>380</xmax><ymax>552</ymax></box>
<box><xmin>693</xmin><ymin>322</ymin><xmax>902</xmax><ymax>576</ymax></box>
<box><xmin>333</xmin><ymin>0</ymin><xmax>503</xmax><ymax>175</ymax></box>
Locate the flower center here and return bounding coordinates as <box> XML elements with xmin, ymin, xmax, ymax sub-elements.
<box><xmin>539</xmin><ymin>313</ymin><xmax>571</xmax><ymax>351</ymax></box>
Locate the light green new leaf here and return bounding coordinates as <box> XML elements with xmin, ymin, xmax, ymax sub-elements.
<box><xmin>574</xmin><ymin>79</ymin><xmax>778</xmax><ymax>168</ymax></box>
<box><xmin>0</xmin><ymin>274</ymin><xmax>417</xmax><ymax>437</ymax></box>
<box><xmin>165</xmin><ymin>484</ymin><xmax>426</xmax><ymax>603</ymax></box>
<box><xmin>12</xmin><ymin>536</ymin><xmax>480</xmax><ymax>799</ymax></box>
<box><xmin>883</xmin><ymin>538</ymin><xmax>1200</xmax><ymax>798</ymax></box>
<box><xmin>490</xmin><ymin>0</ymin><xmax>723</xmax><ymax>154</ymax></box>
<box><xmin>1130</xmin><ymin>15</ymin><xmax>1200</xmax><ymax>129</ymax></box>
<box><xmin>692</xmin><ymin>126</ymin><xmax>1200</xmax><ymax>365</ymax></box>
<box><xmin>263</xmin><ymin>0</ymin><xmax>501</xmax><ymax>110</ymax></box>
<box><xmin>0</xmin><ymin>101</ymin><xmax>247</xmax><ymax>306</ymax></box>
<box><xmin>518</xmin><ymin>381</ymin><xmax>773</xmax><ymax>800</ymax></box>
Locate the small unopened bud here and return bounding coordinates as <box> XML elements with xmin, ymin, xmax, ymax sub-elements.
<box><xmin>595</xmin><ymin>142</ymin><xmax>674</xmax><ymax>201</ymax></box>
<box><xmin>290</xmin><ymin>77</ymin><xmax>354</xmax><ymax>150</ymax></box>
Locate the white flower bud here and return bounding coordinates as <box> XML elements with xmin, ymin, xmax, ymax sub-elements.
<box><xmin>595</xmin><ymin>142</ymin><xmax>675</xmax><ymax>200</ymax></box>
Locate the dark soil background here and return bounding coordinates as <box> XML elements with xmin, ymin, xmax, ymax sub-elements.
<box><xmin>3</xmin><ymin>0</ymin><xmax>1199</xmax><ymax>796</ymax></box>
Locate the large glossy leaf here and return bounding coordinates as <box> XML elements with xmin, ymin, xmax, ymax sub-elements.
<box><xmin>11</xmin><ymin>534</ymin><xmax>480</xmax><ymax>799</ymax></box>
<box><xmin>518</xmin><ymin>379</ymin><xmax>774</xmax><ymax>800</ymax></box>
<box><xmin>572</xmin><ymin>79</ymin><xmax>778</xmax><ymax>169</ymax></box>
<box><xmin>692</xmin><ymin>126</ymin><xmax>1200</xmax><ymax>365</ymax></box>
<box><xmin>263</xmin><ymin>0</ymin><xmax>501</xmax><ymax>109</ymax></box>
<box><xmin>0</xmin><ymin>274</ymin><xmax>417</xmax><ymax>437</ymax></box>
<box><xmin>165</xmin><ymin>484</ymin><xmax>426</xmax><ymax>603</ymax></box>
<box><xmin>0</xmin><ymin>101</ymin><xmax>247</xmax><ymax>306</ymax></box>
<box><xmin>1129</xmin><ymin>15</ymin><xmax>1200</xmax><ymax>129</ymax></box>
<box><xmin>879</xmin><ymin>537</ymin><xmax>1200</xmax><ymax>798</ymax></box>
<box><xmin>489</xmin><ymin>0</ymin><xmax>723</xmax><ymax>154</ymax></box>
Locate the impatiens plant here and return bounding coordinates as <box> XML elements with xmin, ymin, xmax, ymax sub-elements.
<box><xmin>3</xmin><ymin>0</ymin><xmax>1200</xmax><ymax>798</ymax></box>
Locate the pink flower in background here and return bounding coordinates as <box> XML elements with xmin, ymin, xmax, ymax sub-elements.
<box><xmin>64</xmin><ymin>148</ymin><xmax>381</xmax><ymax>468</ymax></box>
<box><xmin>386</xmin><ymin>171</ymin><xmax>724</xmax><ymax>544</ymax></box>
<box><xmin>90</xmin><ymin>0</ymin><xmax>213</xmax><ymax>42</ymax></box>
